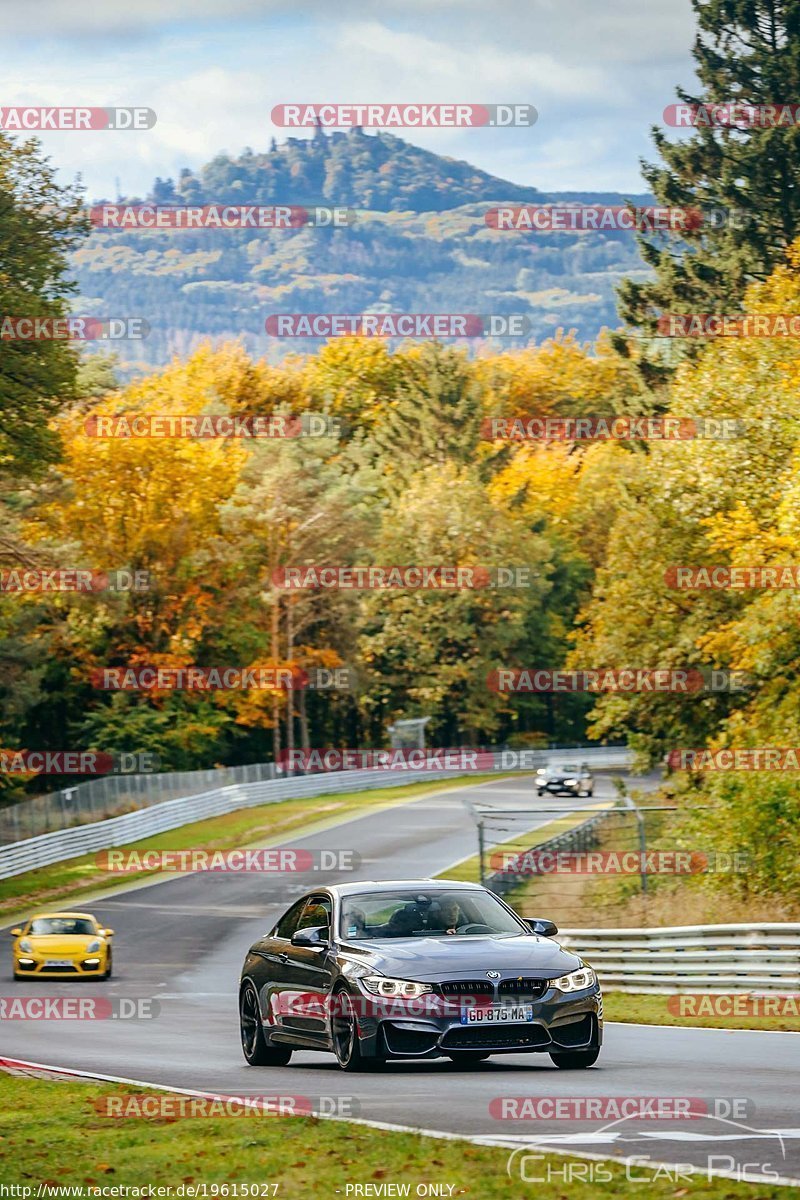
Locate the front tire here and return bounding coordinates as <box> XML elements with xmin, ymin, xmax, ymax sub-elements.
<box><xmin>331</xmin><ymin>987</ymin><xmax>376</xmax><ymax>1072</ymax></box>
<box><xmin>549</xmin><ymin>1046</ymin><xmax>600</xmax><ymax>1069</ymax></box>
<box><xmin>240</xmin><ymin>980</ymin><xmax>293</xmax><ymax>1066</ymax></box>
<box><xmin>103</xmin><ymin>952</ymin><xmax>113</xmax><ymax>980</ymax></box>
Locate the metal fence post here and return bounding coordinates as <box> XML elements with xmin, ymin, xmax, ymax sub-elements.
<box><xmin>623</xmin><ymin>794</ymin><xmax>648</xmax><ymax>896</ymax></box>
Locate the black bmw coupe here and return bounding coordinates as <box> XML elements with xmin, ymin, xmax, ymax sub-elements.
<box><xmin>239</xmin><ymin>879</ymin><xmax>602</xmax><ymax>1071</ymax></box>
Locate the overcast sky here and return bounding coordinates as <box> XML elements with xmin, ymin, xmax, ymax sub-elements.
<box><xmin>2</xmin><ymin>0</ymin><xmax>698</xmax><ymax>199</ymax></box>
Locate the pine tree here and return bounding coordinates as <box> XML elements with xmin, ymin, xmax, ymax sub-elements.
<box><xmin>0</xmin><ymin>134</ymin><xmax>89</xmax><ymax>475</ymax></box>
<box><xmin>617</xmin><ymin>0</ymin><xmax>800</xmax><ymax>383</ymax></box>
<box><xmin>365</xmin><ymin>344</ymin><xmax>484</xmax><ymax>494</ymax></box>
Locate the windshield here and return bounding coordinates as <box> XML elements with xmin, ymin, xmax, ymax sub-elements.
<box><xmin>29</xmin><ymin>917</ymin><xmax>96</xmax><ymax>936</ymax></box>
<box><xmin>339</xmin><ymin>889</ymin><xmax>526</xmax><ymax>940</ymax></box>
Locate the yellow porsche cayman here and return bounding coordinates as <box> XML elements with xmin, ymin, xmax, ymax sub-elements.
<box><xmin>10</xmin><ymin>912</ymin><xmax>114</xmax><ymax>980</ymax></box>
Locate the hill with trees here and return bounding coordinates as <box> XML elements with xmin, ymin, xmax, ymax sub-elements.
<box><xmin>73</xmin><ymin>129</ymin><xmax>651</xmax><ymax>371</ymax></box>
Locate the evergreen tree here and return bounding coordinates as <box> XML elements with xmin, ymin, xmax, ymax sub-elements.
<box><xmin>365</xmin><ymin>344</ymin><xmax>484</xmax><ymax>494</ymax></box>
<box><xmin>617</xmin><ymin>0</ymin><xmax>800</xmax><ymax>384</ymax></box>
<box><xmin>0</xmin><ymin>134</ymin><xmax>88</xmax><ymax>475</ymax></box>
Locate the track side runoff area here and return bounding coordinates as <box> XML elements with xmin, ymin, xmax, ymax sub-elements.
<box><xmin>0</xmin><ymin>1060</ymin><xmax>798</xmax><ymax>1196</ymax></box>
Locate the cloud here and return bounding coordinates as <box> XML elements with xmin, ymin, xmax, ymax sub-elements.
<box><xmin>334</xmin><ymin>22</ymin><xmax>618</xmax><ymax>102</ymax></box>
<box><xmin>1</xmin><ymin>0</ymin><xmax>282</xmax><ymax>40</ymax></box>
<box><xmin>0</xmin><ymin>1</ymin><xmax>698</xmax><ymax>197</ymax></box>
<box><xmin>3</xmin><ymin>0</ymin><xmax>695</xmax><ymax>65</ymax></box>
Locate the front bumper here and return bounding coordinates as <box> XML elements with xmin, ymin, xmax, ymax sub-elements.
<box><xmin>538</xmin><ymin>781</ymin><xmax>581</xmax><ymax>794</ymax></box>
<box><xmin>352</xmin><ymin>986</ymin><xmax>602</xmax><ymax>1059</ymax></box>
<box><xmin>14</xmin><ymin>955</ymin><xmax>107</xmax><ymax>978</ymax></box>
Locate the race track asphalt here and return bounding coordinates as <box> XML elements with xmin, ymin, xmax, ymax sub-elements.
<box><xmin>2</xmin><ymin>771</ymin><xmax>798</xmax><ymax>1186</ymax></box>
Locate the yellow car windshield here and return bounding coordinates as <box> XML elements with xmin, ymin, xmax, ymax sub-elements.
<box><xmin>29</xmin><ymin>918</ymin><xmax>96</xmax><ymax>936</ymax></box>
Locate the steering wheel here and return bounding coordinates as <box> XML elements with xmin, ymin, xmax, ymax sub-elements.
<box><xmin>456</xmin><ymin>923</ymin><xmax>493</xmax><ymax>935</ymax></box>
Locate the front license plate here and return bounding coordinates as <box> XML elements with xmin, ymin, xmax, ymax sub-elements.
<box><xmin>460</xmin><ymin>1005</ymin><xmax>534</xmax><ymax>1025</ymax></box>
<box><xmin>44</xmin><ymin>959</ymin><xmax>72</xmax><ymax>966</ymax></box>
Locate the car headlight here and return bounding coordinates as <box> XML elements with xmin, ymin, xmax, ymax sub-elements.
<box><xmin>563</xmin><ymin>777</ymin><xmax>577</xmax><ymax>785</ymax></box>
<box><xmin>551</xmin><ymin>967</ymin><xmax>596</xmax><ymax>993</ymax></box>
<box><xmin>361</xmin><ymin>975</ymin><xmax>433</xmax><ymax>998</ymax></box>
<box><xmin>85</xmin><ymin>940</ymin><xmax>101</xmax><ymax>953</ymax></box>
<box><xmin>18</xmin><ymin>939</ymin><xmax>32</xmax><ymax>953</ymax></box>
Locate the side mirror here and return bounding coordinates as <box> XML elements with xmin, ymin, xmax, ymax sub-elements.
<box><xmin>103</xmin><ymin>929</ymin><xmax>114</xmax><ymax>937</ymax></box>
<box><xmin>291</xmin><ymin>926</ymin><xmax>329</xmax><ymax>948</ymax></box>
<box><xmin>9</xmin><ymin>928</ymin><xmax>22</xmax><ymax>937</ymax></box>
<box><xmin>525</xmin><ymin>917</ymin><xmax>558</xmax><ymax>938</ymax></box>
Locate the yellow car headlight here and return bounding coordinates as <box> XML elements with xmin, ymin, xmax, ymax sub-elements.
<box><xmin>18</xmin><ymin>939</ymin><xmax>33</xmax><ymax>954</ymax></box>
<box><xmin>85</xmin><ymin>940</ymin><xmax>102</xmax><ymax>953</ymax></box>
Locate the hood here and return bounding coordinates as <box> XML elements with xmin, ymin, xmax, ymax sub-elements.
<box><xmin>340</xmin><ymin>933</ymin><xmax>581</xmax><ymax>981</ymax></box>
<box><xmin>25</xmin><ymin>935</ymin><xmax>99</xmax><ymax>954</ymax></box>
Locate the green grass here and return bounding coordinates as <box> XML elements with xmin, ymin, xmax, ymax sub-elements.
<box><xmin>0</xmin><ymin>1071</ymin><xmax>791</xmax><ymax>1196</ymax></box>
<box><xmin>0</xmin><ymin>774</ymin><xmax>503</xmax><ymax>923</ymax></box>
<box><xmin>604</xmin><ymin>990</ymin><xmax>800</xmax><ymax>1032</ymax></box>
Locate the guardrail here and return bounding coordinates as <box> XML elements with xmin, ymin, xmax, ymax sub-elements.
<box><xmin>0</xmin><ymin>747</ymin><xmax>632</xmax><ymax>880</ymax></box>
<box><xmin>0</xmin><ymin>744</ymin><xmax>633</xmax><ymax>845</ymax></box>
<box><xmin>0</xmin><ymin>766</ymin><xmax>469</xmax><ymax>881</ymax></box>
<box><xmin>0</xmin><ymin>762</ymin><xmax>278</xmax><ymax>845</ymax></box>
<box><xmin>559</xmin><ymin>924</ymin><xmax>800</xmax><ymax>993</ymax></box>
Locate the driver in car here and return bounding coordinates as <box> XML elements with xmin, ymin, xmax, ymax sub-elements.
<box><xmin>440</xmin><ymin>899</ymin><xmax>465</xmax><ymax>935</ymax></box>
